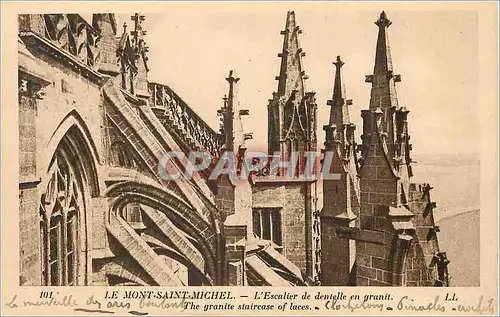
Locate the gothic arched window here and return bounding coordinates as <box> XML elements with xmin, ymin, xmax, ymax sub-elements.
<box><xmin>39</xmin><ymin>149</ymin><xmax>83</xmax><ymax>286</ymax></box>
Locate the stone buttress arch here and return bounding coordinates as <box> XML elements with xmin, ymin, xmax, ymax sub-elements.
<box><xmin>106</xmin><ymin>180</ymin><xmax>218</xmax><ymax>283</ymax></box>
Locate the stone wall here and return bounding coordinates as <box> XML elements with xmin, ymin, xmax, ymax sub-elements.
<box><xmin>356</xmin><ymin>238</ymin><xmax>392</xmax><ymax>286</ymax></box>
<box><xmin>355</xmin><ymin>138</ymin><xmax>441</xmax><ymax>286</ymax></box>
<box><xmin>18</xmin><ymin>30</ymin><xmax>106</xmax><ymax>285</ymax></box>
<box><xmin>224</xmin><ymin>224</ymin><xmax>246</xmax><ymax>285</ymax></box>
<box><xmin>215</xmin><ymin>175</ymin><xmax>235</xmax><ymax>218</ymax></box>
<box><xmin>19</xmin><ymin>93</ymin><xmax>40</xmax><ymax>285</ymax></box>
<box><xmin>321</xmin><ymin>161</ymin><xmax>359</xmax><ymax>286</ymax></box>
<box><xmin>357</xmin><ymin>122</ymin><xmax>399</xmax><ymax>286</ymax></box>
<box><xmin>321</xmin><ymin>219</ymin><xmax>351</xmax><ymax>285</ymax></box>
<box><xmin>252</xmin><ymin>180</ymin><xmax>318</xmax><ymax>282</ymax></box>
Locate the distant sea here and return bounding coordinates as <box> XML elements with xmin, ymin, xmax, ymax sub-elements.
<box><xmin>411</xmin><ymin>153</ymin><xmax>480</xmax><ymax>287</ymax></box>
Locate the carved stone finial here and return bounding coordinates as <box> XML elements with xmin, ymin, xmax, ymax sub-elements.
<box><xmin>333</xmin><ymin>55</ymin><xmax>344</xmax><ymax>69</ymax></box>
<box><xmin>226</xmin><ymin>70</ymin><xmax>240</xmax><ymax>83</ymax></box>
<box><xmin>130</xmin><ymin>13</ymin><xmax>146</xmax><ymax>43</ymax></box>
<box><xmin>375</xmin><ymin>11</ymin><xmax>392</xmax><ymax>28</ymax></box>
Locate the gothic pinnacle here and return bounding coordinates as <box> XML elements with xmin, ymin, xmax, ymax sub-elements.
<box><xmin>275</xmin><ymin>11</ymin><xmax>306</xmax><ymax>98</ymax></box>
<box><xmin>130</xmin><ymin>13</ymin><xmax>147</xmax><ymax>44</ymax></box>
<box><xmin>333</xmin><ymin>55</ymin><xmax>345</xmax><ymax>69</ymax></box>
<box><xmin>327</xmin><ymin>56</ymin><xmax>352</xmax><ymax>126</ymax></box>
<box><xmin>375</xmin><ymin>11</ymin><xmax>392</xmax><ymax>28</ymax></box>
<box><xmin>366</xmin><ymin>11</ymin><xmax>401</xmax><ymax>111</ymax></box>
<box><xmin>225</xmin><ymin>70</ymin><xmax>239</xmax><ymax>118</ymax></box>
<box><xmin>226</xmin><ymin>70</ymin><xmax>240</xmax><ymax>111</ymax></box>
<box><xmin>223</xmin><ymin>70</ymin><xmax>245</xmax><ymax>153</ymax></box>
<box><xmin>226</xmin><ymin>70</ymin><xmax>240</xmax><ymax>85</ymax></box>
<box><xmin>331</xmin><ymin>56</ymin><xmax>346</xmax><ymax>107</ymax></box>
<box><xmin>373</xmin><ymin>10</ymin><xmax>395</xmax><ymax>79</ymax></box>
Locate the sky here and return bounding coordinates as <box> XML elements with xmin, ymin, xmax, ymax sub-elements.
<box><xmin>114</xmin><ymin>4</ymin><xmax>479</xmax><ymax>156</ymax></box>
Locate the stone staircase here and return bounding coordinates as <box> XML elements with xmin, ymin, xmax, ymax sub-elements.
<box><xmin>103</xmin><ymin>81</ymin><xmax>214</xmax><ymax>224</ymax></box>
<box><xmin>161</xmin><ymin>108</ymin><xmax>206</xmax><ymax>152</ymax></box>
<box><xmin>138</xmin><ymin>104</ymin><xmax>214</xmax><ymax>200</ymax></box>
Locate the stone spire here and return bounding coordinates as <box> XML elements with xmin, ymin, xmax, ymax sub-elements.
<box><xmin>365</xmin><ymin>11</ymin><xmax>401</xmax><ymax>113</ymax></box>
<box><xmin>129</xmin><ymin>13</ymin><xmax>150</xmax><ymax>63</ymax></box>
<box><xmin>358</xmin><ymin>10</ymin><xmax>414</xmax><ymax>229</ymax></box>
<box><xmin>325</xmin><ymin>56</ymin><xmax>353</xmax><ymax>149</ymax></box>
<box><xmin>276</xmin><ymin>11</ymin><xmax>308</xmax><ymax>98</ymax></box>
<box><xmin>216</xmin><ymin>71</ymin><xmax>253</xmax><ymax>256</ymax></box>
<box><xmin>360</xmin><ymin>11</ymin><xmax>407</xmax><ymax>167</ymax></box>
<box><xmin>322</xmin><ymin>55</ymin><xmax>359</xmax><ymax>220</ymax></box>
<box><xmin>320</xmin><ymin>56</ymin><xmax>359</xmax><ymax>286</ymax></box>
<box><xmin>225</xmin><ymin>70</ymin><xmax>241</xmax><ymax>153</ymax></box>
<box><xmin>92</xmin><ymin>14</ymin><xmax>120</xmax><ymax>76</ymax></box>
<box><xmin>261</xmin><ymin>11</ymin><xmax>320</xmax><ymax>285</ymax></box>
<box><xmin>128</xmin><ymin>13</ymin><xmax>149</xmax><ymax>98</ymax></box>
<box><xmin>218</xmin><ymin>70</ymin><xmax>251</xmax><ymax>155</ymax></box>
<box><xmin>373</xmin><ymin>11</ymin><xmax>393</xmax><ymax>78</ymax></box>
<box><xmin>268</xmin><ymin>11</ymin><xmax>316</xmax><ymax>163</ymax></box>
<box><xmin>130</xmin><ymin>13</ymin><xmax>147</xmax><ymax>48</ymax></box>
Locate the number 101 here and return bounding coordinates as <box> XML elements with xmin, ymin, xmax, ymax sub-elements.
<box><xmin>40</xmin><ymin>291</ymin><xmax>53</xmax><ymax>299</ymax></box>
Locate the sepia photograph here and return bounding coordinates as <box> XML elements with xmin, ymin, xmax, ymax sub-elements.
<box><xmin>16</xmin><ymin>7</ymin><xmax>482</xmax><ymax>288</ymax></box>
<box><xmin>3</xmin><ymin>1</ymin><xmax>498</xmax><ymax>315</ymax></box>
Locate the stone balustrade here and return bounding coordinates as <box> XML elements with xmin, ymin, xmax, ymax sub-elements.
<box><xmin>149</xmin><ymin>82</ymin><xmax>222</xmax><ymax>157</ymax></box>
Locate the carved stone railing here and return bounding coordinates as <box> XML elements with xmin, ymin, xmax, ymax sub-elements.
<box><xmin>19</xmin><ymin>14</ymin><xmax>103</xmax><ymax>83</ymax></box>
<box><xmin>149</xmin><ymin>82</ymin><xmax>222</xmax><ymax>157</ymax></box>
<box><xmin>43</xmin><ymin>14</ymin><xmax>101</xmax><ymax>68</ymax></box>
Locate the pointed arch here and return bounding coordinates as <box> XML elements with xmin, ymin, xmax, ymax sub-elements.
<box><xmin>44</xmin><ymin>109</ymin><xmax>101</xmax><ymax>197</ymax></box>
<box><xmin>106</xmin><ymin>180</ymin><xmax>218</xmax><ymax>282</ymax></box>
<box><xmin>39</xmin><ymin>119</ymin><xmax>100</xmax><ymax>285</ymax></box>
